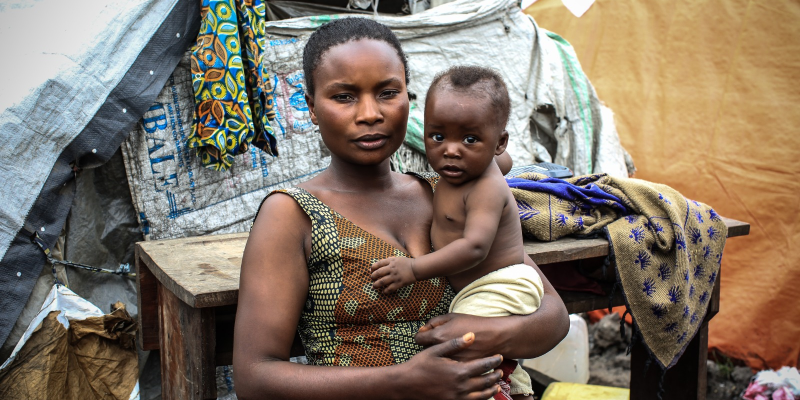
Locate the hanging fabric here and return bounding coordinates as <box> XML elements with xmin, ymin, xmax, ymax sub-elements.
<box><xmin>188</xmin><ymin>0</ymin><xmax>279</xmax><ymax>171</ymax></box>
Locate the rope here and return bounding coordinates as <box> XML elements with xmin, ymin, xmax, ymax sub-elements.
<box><xmin>29</xmin><ymin>231</ymin><xmax>136</xmax><ymax>282</ymax></box>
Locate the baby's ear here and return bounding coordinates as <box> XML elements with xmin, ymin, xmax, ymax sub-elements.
<box><xmin>495</xmin><ymin>130</ymin><xmax>509</xmax><ymax>155</ymax></box>
<box><xmin>306</xmin><ymin>93</ymin><xmax>318</xmax><ymax>125</ymax></box>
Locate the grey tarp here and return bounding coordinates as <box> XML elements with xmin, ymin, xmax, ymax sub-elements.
<box><xmin>0</xmin><ymin>0</ymin><xmax>200</xmax><ymax>348</ymax></box>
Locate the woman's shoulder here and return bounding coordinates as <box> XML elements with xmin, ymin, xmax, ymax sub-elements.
<box><xmin>404</xmin><ymin>171</ymin><xmax>439</xmax><ymax>192</ymax></box>
<box><xmin>252</xmin><ymin>186</ymin><xmax>319</xmax><ymax>230</ymax></box>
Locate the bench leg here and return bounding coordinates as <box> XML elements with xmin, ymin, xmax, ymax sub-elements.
<box><xmin>630</xmin><ymin>322</ymin><xmax>708</xmax><ymax>400</ymax></box>
<box><xmin>630</xmin><ymin>276</ymin><xmax>719</xmax><ymax>400</ymax></box>
<box><xmin>136</xmin><ymin>255</ymin><xmax>160</xmax><ymax>351</ymax></box>
<box><xmin>158</xmin><ymin>284</ymin><xmax>217</xmax><ymax>400</ymax></box>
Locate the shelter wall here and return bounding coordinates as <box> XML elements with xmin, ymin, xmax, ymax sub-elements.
<box><xmin>526</xmin><ymin>0</ymin><xmax>800</xmax><ymax>370</ymax></box>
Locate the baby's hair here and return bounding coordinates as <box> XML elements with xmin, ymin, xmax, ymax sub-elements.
<box><xmin>303</xmin><ymin>18</ymin><xmax>410</xmax><ymax>95</ymax></box>
<box><xmin>428</xmin><ymin>65</ymin><xmax>511</xmax><ymax>128</ymax></box>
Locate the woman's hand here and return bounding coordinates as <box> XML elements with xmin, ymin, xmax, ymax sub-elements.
<box><xmin>400</xmin><ymin>332</ymin><xmax>504</xmax><ymax>400</ymax></box>
<box><xmin>416</xmin><ymin>255</ymin><xmax>569</xmax><ymax>361</ymax></box>
<box><xmin>415</xmin><ymin>314</ymin><xmax>509</xmax><ymax>362</ymax></box>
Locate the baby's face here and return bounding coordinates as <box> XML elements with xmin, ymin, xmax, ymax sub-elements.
<box><xmin>424</xmin><ymin>89</ymin><xmax>504</xmax><ymax>186</ymax></box>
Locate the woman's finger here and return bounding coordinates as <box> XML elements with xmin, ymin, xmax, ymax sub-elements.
<box><xmin>462</xmin><ymin>353</ymin><xmax>504</xmax><ymax>378</ymax></box>
<box><xmin>466</xmin><ymin>385</ymin><xmax>501</xmax><ymax>400</ymax></box>
<box><xmin>417</xmin><ymin>313</ymin><xmax>455</xmax><ymax>334</ymax></box>
<box><xmin>458</xmin><ymin>363</ymin><xmax>502</xmax><ymax>399</ymax></box>
<box><xmin>461</xmin><ymin>369</ymin><xmax>503</xmax><ymax>399</ymax></box>
<box><xmin>426</xmin><ymin>332</ymin><xmax>475</xmax><ymax>358</ymax></box>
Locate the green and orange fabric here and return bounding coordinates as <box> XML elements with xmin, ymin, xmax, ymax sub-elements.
<box><xmin>188</xmin><ymin>0</ymin><xmax>278</xmax><ymax>171</ymax></box>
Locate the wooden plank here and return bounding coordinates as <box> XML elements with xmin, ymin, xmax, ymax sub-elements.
<box><xmin>525</xmin><ymin>237</ymin><xmax>609</xmax><ymax>265</ymax></box>
<box><xmin>630</xmin><ymin>321</ymin><xmax>707</xmax><ymax>400</ymax></box>
<box><xmin>158</xmin><ymin>284</ymin><xmax>217</xmax><ymax>400</ymax></box>
<box><xmin>629</xmin><ymin>274</ymin><xmax>720</xmax><ymax>400</ymax></box>
<box><xmin>137</xmin><ymin>232</ymin><xmax>247</xmax><ymax>308</ymax></box>
<box><xmin>559</xmin><ymin>288</ymin><xmax>626</xmax><ymax>314</ymax></box>
<box><xmin>136</xmin><ymin>218</ymin><xmax>749</xmax><ymax>309</ymax></box>
<box><xmin>721</xmin><ymin>216</ymin><xmax>749</xmax><ymax>237</ymax></box>
<box><xmin>525</xmin><ymin>217</ymin><xmax>748</xmax><ymax>266</ymax></box>
<box><xmin>136</xmin><ymin>250</ymin><xmax>160</xmax><ymax>351</ymax></box>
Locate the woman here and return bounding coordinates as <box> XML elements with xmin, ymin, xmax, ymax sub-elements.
<box><xmin>233</xmin><ymin>18</ymin><xmax>569</xmax><ymax>399</ymax></box>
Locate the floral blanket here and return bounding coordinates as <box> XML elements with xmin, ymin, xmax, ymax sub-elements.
<box><xmin>508</xmin><ymin>172</ymin><xmax>727</xmax><ymax>369</ymax></box>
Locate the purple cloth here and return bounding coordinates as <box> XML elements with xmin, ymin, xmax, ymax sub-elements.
<box><xmin>506</xmin><ymin>176</ymin><xmax>629</xmax><ymax>215</ymax></box>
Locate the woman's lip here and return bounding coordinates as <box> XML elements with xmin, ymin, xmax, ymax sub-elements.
<box><xmin>354</xmin><ymin>135</ymin><xmax>388</xmax><ymax>150</ymax></box>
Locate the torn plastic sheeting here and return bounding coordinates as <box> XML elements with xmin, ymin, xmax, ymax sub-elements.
<box><xmin>0</xmin><ymin>285</ymin><xmax>139</xmax><ymax>400</ymax></box>
<box><xmin>262</xmin><ymin>0</ymin><xmax>629</xmax><ymax>176</ymax></box>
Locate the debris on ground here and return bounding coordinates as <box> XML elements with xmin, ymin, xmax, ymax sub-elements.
<box><xmin>584</xmin><ymin>312</ymin><xmax>758</xmax><ymax>400</ymax></box>
<box><xmin>742</xmin><ymin>366</ymin><xmax>800</xmax><ymax>400</ymax></box>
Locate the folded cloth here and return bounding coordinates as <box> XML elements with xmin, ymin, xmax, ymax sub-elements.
<box><xmin>188</xmin><ymin>0</ymin><xmax>278</xmax><ymax>171</ymax></box>
<box><xmin>509</xmin><ymin>172</ymin><xmax>727</xmax><ymax>369</ymax></box>
<box><xmin>450</xmin><ymin>264</ymin><xmax>543</xmax><ymax>397</ymax></box>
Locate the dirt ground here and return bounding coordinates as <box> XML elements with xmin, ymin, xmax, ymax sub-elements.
<box><xmin>585</xmin><ymin>313</ymin><xmax>754</xmax><ymax>400</ymax></box>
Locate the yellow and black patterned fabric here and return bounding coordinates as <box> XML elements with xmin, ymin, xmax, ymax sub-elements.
<box><xmin>264</xmin><ymin>174</ymin><xmax>454</xmax><ymax>367</ymax></box>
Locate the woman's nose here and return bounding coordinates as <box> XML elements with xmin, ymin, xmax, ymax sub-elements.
<box><xmin>356</xmin><ymin>97</ymin><xmax>383</xmax><ymax>125</ymax></box>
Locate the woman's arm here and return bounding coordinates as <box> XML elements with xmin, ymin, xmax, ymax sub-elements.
<box><xmin>415</xmin><ymin>255</ymin><xmax>569</xmax><ymax>360</ymax></box>
<box><xmin>233</xmin><ymin>194</ymin><xmax>505</xmax><ymax>400</ymax></box>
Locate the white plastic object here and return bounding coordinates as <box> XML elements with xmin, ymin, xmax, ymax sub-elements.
<box><xmin>521</xmin><ymin>314</ymin><xmax>590</xmax><ymax>384</ymax></box>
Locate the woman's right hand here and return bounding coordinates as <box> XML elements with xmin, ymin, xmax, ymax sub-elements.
<box><xmin>399</xmin><ymin>332</ymin><xmax>504</xmax><ymax>400</ymax></box>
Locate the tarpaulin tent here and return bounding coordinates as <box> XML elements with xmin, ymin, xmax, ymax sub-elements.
<box><xmin>0</xmin><ymin>0</ymin><xmax>200</xmax><ymax>358</ymax></box>
<box><xmin>526</xmin><ymin>0</ymin><xmax>800</xmax><ymax>371</ymax></box>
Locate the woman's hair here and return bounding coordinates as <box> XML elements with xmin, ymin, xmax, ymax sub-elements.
<box><xmin>427</xmin><ymin>65</ymin><xmax>511</xmax><ymax>128</ymax></box>
<box><xmin>302</xmin><ymin>18</ymin><xmax>410</xmax><ymax>95</ymax></box>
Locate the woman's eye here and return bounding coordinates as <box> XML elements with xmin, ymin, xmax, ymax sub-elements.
<box><xmin>332</xmin><ymin>94</ymin><xmax>354</xmax><ymax>102</ymax></box>
<box><xmin>430</xmin><ymin>134</ymin><xmax>444</xmax><ymax>142</ymax></box>
<box><xmin>463</xmin><ymin>136</ymin><xmax>478</xmax><ymax>144</ymax></box>
<box><xmin>379</xmin><ymin>90</ymin><xmax>399</xmax><ymax>99</ymax></box>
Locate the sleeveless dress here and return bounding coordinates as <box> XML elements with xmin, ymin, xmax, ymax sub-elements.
<box><xmin>262</xmin><ymin>173</ymin><xmax>455</xmax><ymax>367</ymax></box>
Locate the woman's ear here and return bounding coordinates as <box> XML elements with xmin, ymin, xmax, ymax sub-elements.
<box><xmin>306</xmin><ymin>93</ymin><xmax>318</xmax><ymax>125</ymax></box>
<box><xmin>495</xmin><ymin>130</ymin><xmax>509</xmax><ymax>155</ymax></box>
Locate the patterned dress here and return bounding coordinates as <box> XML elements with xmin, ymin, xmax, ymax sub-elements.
<box><xmin>265</xmin><ymin>175</ymin><xmax>455</xmax><ymax>367</ymax></box>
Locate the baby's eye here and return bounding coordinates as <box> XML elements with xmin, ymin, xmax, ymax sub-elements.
<box><xmin>430</xmin><ymin>134</ymin><xmax>444</xmax><ymax>142</ymax></box>
<box><xmin>463</xmin><ymin>136</ymin><xmax>478</xmax><ymax>144</ymax></box>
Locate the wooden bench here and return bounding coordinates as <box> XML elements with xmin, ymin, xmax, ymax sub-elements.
<box><xmin>136</xmin><ymin>217</ymin><xmax>749</xmax><ymax>399</ymax></box>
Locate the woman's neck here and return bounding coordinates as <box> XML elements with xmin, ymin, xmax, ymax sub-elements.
<box><xmin>322</xmin><ymin>157</ymin><xmax>397</xmax><ymax>193</ymax></box>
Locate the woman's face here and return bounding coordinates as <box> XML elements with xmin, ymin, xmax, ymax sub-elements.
<box><xmin>306</xmin><ymin>39</ymin><xmax>409</xmax><ymax>166</ymax></box>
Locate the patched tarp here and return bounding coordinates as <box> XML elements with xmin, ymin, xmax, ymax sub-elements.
<box><xmin>0</xmin><ymin>0</ymin><xmax>200</xmax><ymax>348</ymax></box>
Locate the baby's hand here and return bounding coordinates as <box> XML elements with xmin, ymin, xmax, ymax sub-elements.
<box><xmin>370</xmin><ymin>257</ymin><xmax>417</xmax><ymax>294</ymax></box>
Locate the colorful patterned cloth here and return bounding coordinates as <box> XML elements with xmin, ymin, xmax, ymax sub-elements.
<box><xmin>188</xmin><ymin>0</ymin><xmax>278</xmax><ymax>171</ymax></box>
<box><xmin>508</xmin><ymin>172</ymin><xmax>727</xmax><ymax>369</ymax></box>
<box><xmin>262</xmin><ymin>174</ymin><xmax>455</xmax><ymax>366</ymax></box>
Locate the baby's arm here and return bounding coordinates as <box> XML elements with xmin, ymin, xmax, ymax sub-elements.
<box><xmin>495</xmin><ymin>151</ymin><xmax>513</xmax><ymax>176</ymax></box>
<box><xmin>370</xmin><ymin>177</ymin><xmax>507</xmax><ymax>294</ymax></box>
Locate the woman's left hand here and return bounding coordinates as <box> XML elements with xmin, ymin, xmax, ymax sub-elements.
<box><xmin>416</xmin><ymin>257</ymin><xmax>570</xmax><ymax>362</ymax></box>
<box><xmin>415</xmin><ymin>313</ymin><xmax>509</xmax><ymax>362</ymax></box>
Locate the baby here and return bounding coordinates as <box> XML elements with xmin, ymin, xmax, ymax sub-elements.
<box><xmin>370</xmin><ymin>65</ymin><xmax>543</xmax><ymax>399</ymax></box>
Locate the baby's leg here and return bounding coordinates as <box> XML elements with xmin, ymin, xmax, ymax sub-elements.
<box><xmin>449</xmin><ymin>264</ymin><xmax>543</xmax><ymax>399</ymax></box>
